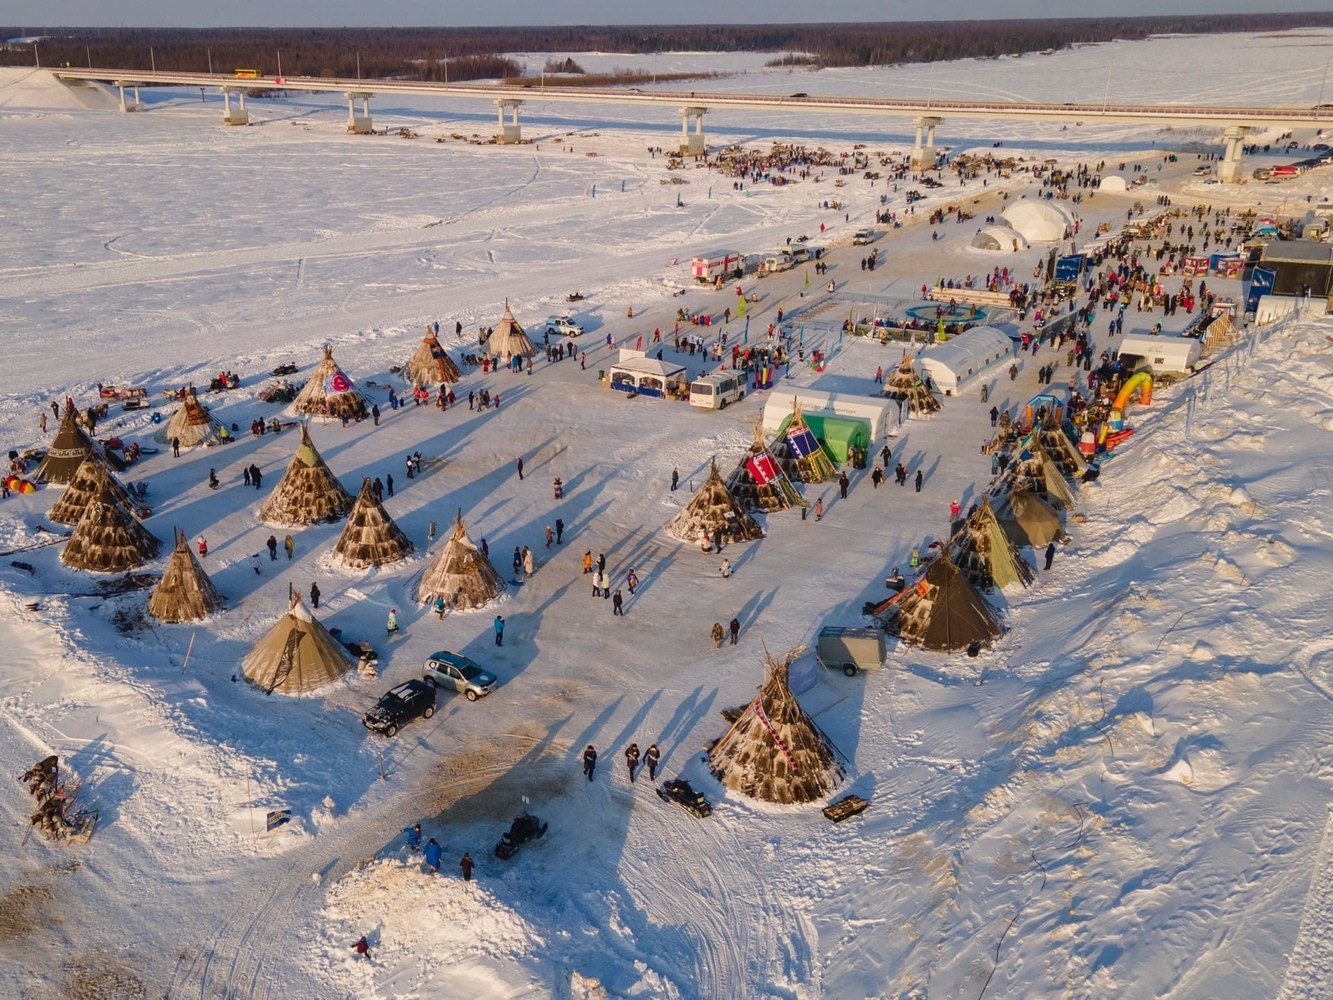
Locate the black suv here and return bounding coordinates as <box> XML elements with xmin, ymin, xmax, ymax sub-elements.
<box><xmin>363</xmin><ymin>680</ymin><xmax>436</xmax><ymax>737</ymax></box>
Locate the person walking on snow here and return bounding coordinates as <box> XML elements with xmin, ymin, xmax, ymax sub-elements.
<box><xmin>423</xmin><ymin>838</ymin><xmax>442</xmax><ymax>872</ymax></box>
<box><xmin>310</xmin><ymin>581</ymin><xmax>320</xmax><ymax>608</ymax></box>
<box><xmin>880</xmin><ymin>444</ymin><xmax>891</xmax><ymax>468</ymax></box>
<box><xmin>583</xmin><ymin>745</ymin><xmax>598</xmax><ymax>781</ymax></box>
<box><xmin>197</xmin><ymin>536</ymin><xmax>208</xmax><ymax>558</ymax></box>
<box><xmin>556</xmin><ymin>518</ymin><xmax>565</xmax><ymax>544</ymax></box>
<box><xmin>494</xmin><ymin>615</ymin><xmax>505</xmax><ymax>646</ymax></box>
<box><xmin>712</xmin><ymin>622</ymin><xmax>725</xmax><ymax>649</ymax></box>
<box><xmin>545</xmin><ymin>525</ymin><xmax>554</xmax><ymax>549</ymax></box>
<box><xmin>645</xmin><ymin>744</ymin><xmax>661</xmax><ymax>781</ymax></box>
<box><xmin>267</xmin><ymin>535</ymin><xmax>278</xmax><ymax>560</ymax></box>
<box><xmin>513</xmin><ymin>546</ymin><xmax>523</xmax><ymax>576</ymax></box>
<box><xmin>1044</xmin><ymin>542</ymin><xmax>1057</xmax><ymax>571</ymax></box>
<box><xmin>729</xmin><ymin>617</ymin><xmax>741</xmax><ymax>645</ymax></box>
<box><xmin>386</xmin><ymin>609</ymin><xmax>399</xmax><ymax>635</ymax></box>
<box><xmin>284</xmin><ymin>534</ymin><xmax>294</xmax><ymax>559</ymax></box>
<box><xmin>403</xmin><ymin>823</ymin><xmax>422</xmax><ymax>851</ymax></box>
<box><xmin>915</xmin><ymin>469</ymin><xmax>924</xmax><ymax>492</ymax></box>
<box><xmin>459</xmin><ymin>852</ymin><xmax>474</xmax><ymax>882</ymax></box>
<box><xmin>838</xmin><ymin>472</ymin><xmax>849</xmax><ymax>499</ymax></box>
<box><xmin>612</xmin><ymin>589</ymin><xmax>624</xmax><ymax>615</ymax></box>
<box><xmin>626</xmin><ymin>569</ymin><xmax>639</xmax><ymax>594</ymax></box>
<box><xmin>516</xmin><ymin>456</ymin><xmax>524</xmax><ymax>480</ymax></box>
<box><xmin>625</xmin><ymin>743</ymin><xmax>641</xmax><ymax>782</ymax></box>
<box><xmin>523</xmin><ymin>546</ymin><xmax>534</xmax><ymax>576</ymax></box>
<box><xmin>583</xmin><ymin>550</ymin><xmax>593</xmax><ymax>574</ymax></box>
<box><xmin>720</xmin><ymin>557</ymin><xmax>732</xmax><ymax>581</ymax></box>
<box><xmin>871</xmin><ymin>467</ymin><xmax>884</xmax><ymax>489</ymax></box>
<box><xmin>352</xmin><ymin>937</ymin><xmax>370</xmax><ymax>959</ymax></box>
<box><xmin>950</xmin><ymin>500</ymin><xmax>961</xmax><ymax>520</ymax></box>
<box><xmin>814</xmin><ymin>497</ymin><xmax>824</xmax><ymax>521</ymax></box>
<box><xmin>671</xmin><ymin>467</ymin><xmax>679</xmax><ymax>491</ymax></box>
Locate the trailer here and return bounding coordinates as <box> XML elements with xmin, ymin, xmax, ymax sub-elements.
<box><xmin>816</xmin><ymin>626</ymin><xmax>886</xmax><ymax>677</ymax></box>
<box><xmin>1115</xmin><ymin>333</ymin><xmax>1203</xmax><ymax>376</ymax></box>
<box><xmin>691</xmin><ymin>250</ymin><xmax>742</xmax><ymax>284</ymax></box>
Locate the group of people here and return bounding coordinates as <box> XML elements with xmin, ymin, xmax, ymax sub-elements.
<box><xmin>581</xmin><ymin>741</ymin><xmax>661</xmax><ymax>783</ymax></box>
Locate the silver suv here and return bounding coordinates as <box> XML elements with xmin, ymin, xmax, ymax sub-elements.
<box><xmin>546</xmin><ymin>316</ymin><xmax>585</xmax><ymax>338</ymax></box>
<box><xmin>422</xmin><ymin>651</ymin><xmax>498</xmax><ymax>702</ymax></box>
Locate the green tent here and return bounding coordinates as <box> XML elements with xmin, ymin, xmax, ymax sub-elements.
<box><xmin>775</xmin><ymin>414</ymin><xmax>869</xmax><ymax>464</ymax></box>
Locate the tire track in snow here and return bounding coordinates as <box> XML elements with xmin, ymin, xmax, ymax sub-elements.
<box><xmin>1277</xmin><ymin>808</ymin><xmax>1333</xmax><ymax>1000</ymax></box>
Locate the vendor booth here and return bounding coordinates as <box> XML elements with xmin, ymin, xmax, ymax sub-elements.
<box><xmin>605</xmin><ymin>352</ymin><xmax>688</xmax><ymax>399</ymax></box>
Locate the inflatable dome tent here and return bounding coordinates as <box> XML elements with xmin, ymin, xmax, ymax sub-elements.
<box><xmin>970</xmin><ymin>225</ymin><xmax>1030</xmax><ymax>252</ymax></box>
<box><xmin>1000</xmin><ymin>201</ymin><xmax>1078</xmax><ymax>243</ymax></box>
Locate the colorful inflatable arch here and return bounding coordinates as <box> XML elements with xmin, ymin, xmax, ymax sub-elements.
<box><xmin>1109</xmin><ymin>371</ymin><xmax>1153</xmax><ymax>431</ymax></box>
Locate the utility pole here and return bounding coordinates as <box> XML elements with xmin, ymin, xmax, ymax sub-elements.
<box><xmin>276</xmin><ymin>49</ymin><xmax>282</xmax><ymax>80</ymax></box>
<box><xmin>1102</xmin><ymin>58</ymin><xmax>1113</xmax><ymax>113</ymax></box>
<box><xmin>150</xmin><ymin>48</ymin><xmax>155</xmax><ymax>73</ymax></box>
<box><xmin>33</xmin><ymin>41</ymin><xmax>39</xmax><ymax>69</ymax></box>
<box><xmin>86</xmin><ymin>44</ymin><xmax>91</xmax><ymax>69</ymax></box>
<box><xmin>207</xmin><ymin>48</ymin><xmax>212</xmax><ymax>75</ymax></box>
<box><xmin>356</xmin><ymin>51</ymin><xmax>361</xmax><ymax>82</ymax></box>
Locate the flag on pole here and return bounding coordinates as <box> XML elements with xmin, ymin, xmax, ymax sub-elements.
<box><xmin>803</xmin><ymin>270</ymin><xmax>810</xmax><ymax>292</ymax></box>
<box><xmin>737</xmin><ymin>295</ymin><xmax>746</xmax><ymax>319</ymax></box>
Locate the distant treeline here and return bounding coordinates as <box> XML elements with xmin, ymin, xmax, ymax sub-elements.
<box><xmin>3</xmin><ymin>14</ymin><xmax>1333</xmax><ymax>79</ymax></box>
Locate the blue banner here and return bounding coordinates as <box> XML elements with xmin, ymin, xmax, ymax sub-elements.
<box><xmin>1246</xmin><ymin>266</ymin><xmax>1276</xmax><ymax>313</ymax></box>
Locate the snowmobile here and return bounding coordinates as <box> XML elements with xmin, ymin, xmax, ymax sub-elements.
<box><xmin>494</xmin><ymin>812</ymin><xmax>547</xmax><ymax>860</ymax></box>
<box><xmin>271</xmin><ymin>362</ymin><xmax>299</xmax><ymax>376</ymax></box>
<box><xmin>656</xmin><ymin>778</ymin><xmax>712</xmax><ymax>818</ymax></box>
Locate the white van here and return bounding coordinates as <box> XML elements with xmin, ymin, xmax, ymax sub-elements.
<box><xmin>689</xmin><ymin>372</ymin><xmax>746</xmax><ymax>409</ymax></box>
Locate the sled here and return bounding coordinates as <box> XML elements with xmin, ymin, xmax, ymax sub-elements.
<box><xmin>822</xmin><ymin>794</ymin><xmax>869</xmax><ymax>824</ymax></box>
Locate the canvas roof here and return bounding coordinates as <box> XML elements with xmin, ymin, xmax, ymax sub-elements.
<box><xmin>1002</xmin><ymin>200</ymin><xmax>1077</xmax><ymax>242</ymax></box>
<box><xmin>241</xmin><ymin>597</ymin><xmax>355</xmax><ymax>695</ymax></box>
<box><xmin>970</xmin><ymin>225</ymin><xmax>1029</xmax><ymax>251</ymax></box>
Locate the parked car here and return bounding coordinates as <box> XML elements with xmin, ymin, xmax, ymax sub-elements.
<box><xmin>1192</xmin><ymin>165</ymin><xmax>1211</xmax><ymax>176</ymax></box>
<box><xmin>545</xmin><ymin>316</ymin><xmax>585</xmax><ymax>338</ymax></box>
<box><xmin>363</xmin><ymin>679</ymin><xmax>436</xmax><ymax>737</ymax></box>
<box><xmin>852</xmin><ymin>228</ymin><xmax>877</xmax><ymax>245</ymax></box>
<box><xmin>422</xmin><ymin>651</ymin><xmax>499</xmax><ymax>701</ymax></box>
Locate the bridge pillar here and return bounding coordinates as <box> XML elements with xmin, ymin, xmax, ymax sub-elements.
<box><xmin>114</xmin><ymin>81</ymin><xmax>142</xmax><ymax>113</ymax></box>
<box><xmin>345</xmin><ymin>92</ymin><xmax>373</xmax><ymax>134</ymax></box>
<box><xmin>494</xmin><ymin>98</ymin><xmax>523</xmax><ymax>144</ymax></box>
<box><xmin>220</xmin><ymin>87</ymin><xmax>249</xmax><ymax>126</ymax></box>
<box><xmin>911</xmin><ymin>116</ymin><xmax>942</xmax><ymax>170</ymax></box>
<box><xmin>678</xmin><ymin>106</ymin><xmax>707</xmax><ymax>156</ymax></box>
<box><xmin>1218</xmin><ymin>125</ymin><xmax>1251</xmax><ymax>184</ymax></box>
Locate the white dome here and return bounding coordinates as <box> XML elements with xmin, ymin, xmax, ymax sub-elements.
<box><xmin>1099</xmin><ymin>175</ymin><xmax>1129</xmax><ymax>192</ymax></box>
<box><xmin>1001</xmin><ymin>200</ymin><xmax>1077</xmax><ymax>242</ymax></box>
<box><xmin>970</xmin><ymin>225</ymin><xmax>1030</xmax><ymax>251</ymax></box>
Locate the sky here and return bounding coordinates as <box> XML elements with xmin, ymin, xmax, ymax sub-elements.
<box><xmin>5</xmin><ymin>0</ymin><xmax>1333</xmax><ymax>29</ymax></box>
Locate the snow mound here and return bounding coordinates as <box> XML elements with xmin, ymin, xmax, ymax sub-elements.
<box><xmin>0</xmin><ymin>68</ymin><xmax>121</xmax><ymax>111</ymax></box>
<box><xmin>1226</xmin><ymin>486</ymin><xmax>1262</xmax><ymax>516</ymax></box>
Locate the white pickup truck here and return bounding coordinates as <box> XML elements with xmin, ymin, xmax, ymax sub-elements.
<box><xmin>545</xmin><ymin>316</ymin><xmax>585</xmax><ymax>338</ymax></box>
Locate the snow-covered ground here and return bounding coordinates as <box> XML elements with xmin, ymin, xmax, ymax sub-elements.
<box><xmin>1</xmin><ymin>29</ymin><xmax>1332</xmax><ymax>999</ymax></box>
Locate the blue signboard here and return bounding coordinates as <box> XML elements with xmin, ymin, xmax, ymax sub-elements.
<box><xmin>1246</xmin><ymin>266</ymin><xmax>1277</xmax><ymax>313</ymax></box>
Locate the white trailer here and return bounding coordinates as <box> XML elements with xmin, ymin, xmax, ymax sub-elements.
<box><xmin>691</xmin><ymin>250</ymin><xmax>742</xmax><ymax>284</ymax></box>
<box><xmin>1115</xmin><ymin>333</ymin><xmax>1203</xmax><ymax>376</ymax></box>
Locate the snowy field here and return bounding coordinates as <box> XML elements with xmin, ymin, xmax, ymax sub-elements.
<box><xmin>0</xmin><ymin>28</ymin><xmax>1332</xmax><ymax>999</ymax></box>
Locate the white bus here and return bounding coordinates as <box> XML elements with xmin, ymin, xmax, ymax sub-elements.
<box><xmin>689</xmin><ymin>372</ymin><xmax>746</xmax><ymax>409</ymax></box>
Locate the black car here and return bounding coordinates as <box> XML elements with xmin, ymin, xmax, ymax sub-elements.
<box><xmin>494</xmin><ymin>812</ymin><xmax>548</xmax><ymax>859</ymax></box>
<box><xmin>363</xmin><ymin>680</ymin><xmax>436</xmax><ymax>737</ymax></box>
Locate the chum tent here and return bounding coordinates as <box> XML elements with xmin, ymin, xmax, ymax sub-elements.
<box><xmin>49</xmin><ymin>454</ymin><xmax>148</xmax><ymax>526</ymax></box>
<box><xmin>994</xmin><ymin>487</ymin><xmax>1064</xmax><ymax>548</ymax></box>
<box><xmin>917</xmin><ymin>326</ymin><xmax>1015</xmax><ymax>395</ymax></box>
<box><xmin>147</xmin><ymin>529</ymin><xmax>226</xmax><ymax>622</ymax></box>
<box><xmin>291</xmin><ymin>345</ymin><xmax>370</xmax><ymax>422</ymax></box>
<box><xmin>486</xmin><ymin>300</ymin><xmax>538</xmax><ymax>360</ymax></box>
<box><xmin>970</xmin><ymin>225</ymin><xmax>1030</xmax><ymax>252</ymax></box>
<box><xmin>330</xmin><ymin>478</ymin><xmax>416</xmax><ymax>569</ymax></box>
<box><xmin>60</xmin><ymin>496</ymin><xmax>161</xmax><ymax>574</ymax></box>
<box><xmin>726</xmin><ymin>426</ymin><xmax>804</xmax><ymax>512</ymax></box>
<box><xmin>666</xmin><ymin>460</ymin><xmax>764</xmax><ymax>546</ymax></box>
<box><xmin>767</xmin><ymin>399</ymin><xmax>838</xmax><ymax>482</ymax></box>
<box><xmin>405</xmin><ymin>334</ymin><xmax>463</xmax><ymax>387</ymax></box>
<box><xmin>35</xmin><ymin>404</ymin><xmax>96</xmax><ymax>485</ymax></box>
<box><xmin>152</xmin><ymin>388</ymin><xmax>224</xmax><ymax>448</ymax></box>
<box><xmin>947</xmin><ymin>497</ymin><xmax>1034</xmax><ymax>591</ymax></box>
<box><xmin>241</xmin><ymin>595</ymin><xmax>356</xmax><ymax>696</ymax></box>
<box><xmin>870</xmin><ymin>553</ymin><xmax>1002</xmax><ymax>652</ymax></box>
<box><xmin>257</xmin><ymin>424</ymin><xmax>355</xmax><ymax>527</ymax></box>
<box><xmin>1001</xmin><ymin>200</ymin><xmax>1078</xmax><ymax>243</ymax></box>
<box><xmin>883</xmin><ymin>355</ymin><xmax>942</xmax><ymax>416</ymax></box>
<box><xmin>415</xmin><ymin>513</ymin><xmax>506</xmax><ymax>610</ymax></box>
<box><xmin>707</xmin><ymin>648</ymin><xmax>844</xmax><ymax>805</ymax></box>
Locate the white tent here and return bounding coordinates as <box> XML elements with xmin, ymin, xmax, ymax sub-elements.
<box><xmin>918</xmin><ymin>326</ymin><xmax>1015</xmax><ymax>395</ymax></box>
<box><xmin>970</xmin><ymin>225</ymin><xmax>1029</xmax><ymax>252</ymax></box>
<box><xmin>1099</xmin><ymin>175</ymin><xmax>1129</xmax><ymax>193</ymax></box>
<box><xmin>761</xmin><ymin>390</ymin><xmax>894</xmax><ymax>445</ymax></box>
<box><xmin>1001</xmin><ymin>200</ymin><xmax>1077</xmax><ymax>243</ymax></box>
<box><xmin>606</xmin><ymin>352</ymin><xmax>688</xmax><ymax>399</ymax></box>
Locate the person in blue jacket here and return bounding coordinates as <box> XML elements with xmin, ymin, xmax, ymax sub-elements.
<box><xmin>423</xmin><ymin>837</ymin><xmax>442</xmax><ymax>872</ymax></box>
<box><xmin>494</xmin><ymin>615</ymin><xmax>505</xmax><ymax>647</ymax></box>
<box><xmin>403</xmin><ymin>823</ymin><xmax>422</xmax><ymax>851</ymax></box>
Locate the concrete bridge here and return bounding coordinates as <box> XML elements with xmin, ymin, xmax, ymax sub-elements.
<box><xmin>54</xmin><ymin>68</ymin><xmax>1333</xmax><ymax>182</ymax></box>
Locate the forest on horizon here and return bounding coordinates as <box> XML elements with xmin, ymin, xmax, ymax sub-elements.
<box><xmin>3</xmin><ymin>13</ymin><xmax>1332</xmax><ymax>82</ymax></box>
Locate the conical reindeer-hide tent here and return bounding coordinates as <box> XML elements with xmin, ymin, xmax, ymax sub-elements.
<box><xmin>49</xmin><ymin>454</ymin><xmax>147</xmax><ymax>526</ymax></box>
<box><xmin>708</xmin><ymin>648</ymin><xmax>843</xmax><ymax>805</ymax></box>
<box><xmin>870</xmin><ymin>553</ymin><xmax>1002</xmax><ymax>652</ymax></box>
<box><xmin>257</xmin><ymin>425</ymin><xmax>354</xmax><ymax>527</ymax></box>
<box><xmin>667</xmin><ymin>460</ymin><xmax>764</xmax><ymax>545</ymax></box>
<box><xmin>771</xmin><ymin>399</ymin><xmax>836</xmax><ymax>484</ymax></box>
<box><xmin>36</xmin><ymin>404</ymin><xmax>95</xmax><ymax>485</ymax></box>
<box><xmin>241</xmin><ymin>596</ymin><xmax>355</xmax><ymax>696</ymax></box>
<box><xmin>60</xmin><ymin>496</ymin><xmax>161</xmax><ymax>573</ymax></box>
<box><xmin>947</xmin><ymin>497</ymin><xmax>1034</xmax><ymax>591</ymax></box>
<box><xmin>883</xmin><ymin>354</ymin><xmax>941</xmax><ymax>415</ymax></box>
<box><xmin>486</xmin><ymin>300</ymin><xmax>538</xmax><ymax>360</ymax></box>
<box><xmin>331</xmin><ymin>479</ymin><xmax>416</xmax><ymax>569</ymax></box>
<box><xmin>148</xmin><ymin>530</ymin><xmax>225</xmax><ymax>622</ymax></box>
<box><xmin>726</xmin><ymin>426</ymin><xmax>803</xmax><ymax>513</ymax></box>
<box><xmin>405</xmin><ymin>334</ymin><xmax>463</xmax><ymax>387</ymax></box>
<box><xmin>415</xmin><ymin>514</ymin><xmax>505</xmax><ymax>610</ymax></box>
<box><xmin>291</xmin><ymin>345</ymin><xmax>369</xmax><ymax>422</ymax></box>
<box><xmin>152</xmin><ymin>388</ymin><xmax>224</xmax><ymax>448</ymax></box>
<box><xmin>995</xmin><ymin>487</ymin><xmax>1063</xmax><ymax>549</ymax></box>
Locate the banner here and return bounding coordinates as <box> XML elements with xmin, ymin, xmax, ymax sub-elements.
<box><xmin>747</xmin><ymin>451</ymin><xmax>779</xmax><ymax>485</ymax></box>
<box><xmin>787</xmin><ymin>427</ymin><xmax>820</xmax><ymax>459</ymax></box>
<box><xmin>324</xmin><ymin>368</ymin><xmax>355</xmax><ymax>395</ymax></box>
<box><xmin>1245</xmin><ymin>266</ymin><xmax>1276</xmax><ymax>313</ymax></box>
<box><xmin>266</xmin><ymin>809</ymin><xmax>292</xmax><ymax>832</ymax></box>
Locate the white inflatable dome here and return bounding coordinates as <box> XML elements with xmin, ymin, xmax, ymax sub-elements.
<box><xmin>970</xmin><ymin>225</ymin><xmax>1030</xmax><ymax>251</ymax></box>
<box><xmin>1001</xmin><ymin>200</ymin><xmax>1077</xmax><ymax>242</ymax></box>
<box><xmin>1099</xmin><ymin>175</ymin><xmax>1129</xmax><ymax>193</ymax></box>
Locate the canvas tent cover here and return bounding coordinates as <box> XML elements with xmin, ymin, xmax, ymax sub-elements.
<box><xmin>760</xmin><ymin>391</ymin><xmax>893</xmax><ymax>446</ymax></box>
<box><xmin>970</xmin><ymin>225</ymin><xmax>1030</xmax><ymax>251</ymax></box>
<box><xmin>241</xmin><ymin>598</ymin><xmax>355</xmax><ymax>695</ymax></box>
<box><xmin>918</xmin><ymin>326</ymin><xmax>1014</xmax><ymax>394</ymax></box>
<box><xmin>1001</xmin><ymin>200</ymin><xmax>1077</xmax><ymax>242</ymax></box>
